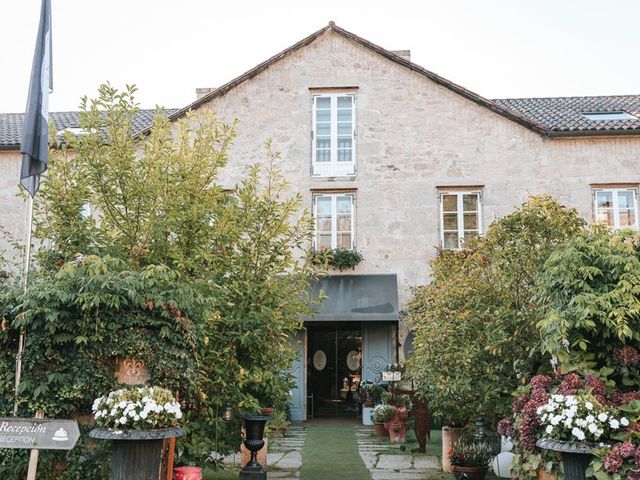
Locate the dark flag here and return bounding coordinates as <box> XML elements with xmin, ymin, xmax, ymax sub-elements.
<box><xmin>20</xmin><ymin>0</ymin><xmax>53</xmax><ymax>198</ymax></box>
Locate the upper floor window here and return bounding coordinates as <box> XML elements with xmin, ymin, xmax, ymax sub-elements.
<box><xmin>312</xmin><ymin>94</ymin><xmax>355</xmax><ymax>177</ymax></box>
<box><xmin>594</xmin><ymin>188</ymin><xmax>638</xmax><ymax>229</ymax></box>
<box><xmin>439</xmin><ymin>191</ymin><xmax>482</xmax><ymax>249</ymax></box>
<box><xmin>313</xmin><ymin>193</ymin><xmax>355</xmax><ymax>250</ymax></box>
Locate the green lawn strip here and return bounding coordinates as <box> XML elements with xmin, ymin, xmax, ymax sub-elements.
<box><xmin>202</xmin><ymin>468</ymin><xmax>239</xmax><ymax>480</ymax></box>
<box><xmin>300</xmin><ymin>425</ymin><xmax>372</xmax><ymax>480</ymax></box>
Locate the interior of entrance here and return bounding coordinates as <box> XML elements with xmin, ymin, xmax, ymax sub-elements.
<box><xmin>307</xmin><ymin>325</ymin><xmax>362</xmax><ymax>418</ymax></box>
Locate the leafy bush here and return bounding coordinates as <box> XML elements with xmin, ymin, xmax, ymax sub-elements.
<box><xmin>407</xmin><ymin>195</ymin><xmax>584</xmax><ymax>426</ymax></box>
<box><xmin>449</xmin><ymin>433</ymin><xmax>492</xmax><ymax>467</ymax></box>
<box><xmin>537</xmin><ymin>229</ymin><xmax>640</xmax><ymax>376</ymax></box>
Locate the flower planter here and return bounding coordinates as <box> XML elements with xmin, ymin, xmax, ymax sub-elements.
<box><xmin>442</xmin><ymin>426</ymin><xmax>464</xmax><ymax>473</ymax></box>
<box><xmin>90</xmin><ymin>427</ymin><xmax>185</xmax><ymax>480</ymax></box>
<box><xmin>451</xmin><ymin>464</ymin><xmax>489</xmax><ymax>480</ymax></box>
<box><xmin>362</xmin><ymin>406</ymin><xmax>374</xmax><ymax>426</ymax></box>
<box><xmin>536</xmin><ymin>438</ymin><xmax>593</xmax><ymax>480</ymax></box>
<box><xmin>372</xmin><ymin>422</ymin><xmax>386</xmax><ymax>436</ymax></box>
<box><xmin>387</xmin><ymin>422</ymin><xmax>407</xmax><ymax>443</ymax></box>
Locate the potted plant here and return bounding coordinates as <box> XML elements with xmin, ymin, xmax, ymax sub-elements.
<box><xmin>312</xmin><ymin>248</ymin><xmax>364</xmax><ymax>271</ymax></box>
<box><xmin>449</xmin><ymin>434</ymin><xmax>492</xmax><ymax>480</ymax></box>
<box><xmin>89</xmin><ymin>386</ymin><xmax>184</xmax><ymax>480</ymax></box>
<box><xmin>381</xmin><ymin>391</ymin><xmax>412</xmax><ymax>443</ymax></box>
<box><xmin>371</xmin><ymin>404</ymin><xmax>395</xmax><ymax>437</ymax></box>
<box><xmin>535</xmin><ymin>393</ymin><xmax>628</xmax><ymax>480</ymax></box>
<box><xmin>360</xmin><ymin>381</ymin><xmax>385</xmax><ymax>425</ymax></box>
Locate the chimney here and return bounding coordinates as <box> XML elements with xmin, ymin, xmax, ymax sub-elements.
<box><xmin>195</xmin><ymin>87</ymin><xmax>215</xmax><ymax>100</ymax></box>
<box><xmin>390</xmin><ymin>50</ymin><xmax>411</xmax><ymax>62</ymax></box>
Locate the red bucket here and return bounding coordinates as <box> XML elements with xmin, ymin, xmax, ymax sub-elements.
<box><xmin>173</xmin><ymin>466</ymin><xmax>202</xmax><ymax>480</ymax></box>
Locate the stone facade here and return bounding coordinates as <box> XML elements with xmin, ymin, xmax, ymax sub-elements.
<box><xmin>2</xmin><ymin>28</ymin><xmax>640</xmax><ymax>301</ymax></box>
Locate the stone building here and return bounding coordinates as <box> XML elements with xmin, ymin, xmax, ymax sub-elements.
<box><xmin>1</xmin><ymin>23</ymin><xmax>639</xmax><ymax>422</ymax></box>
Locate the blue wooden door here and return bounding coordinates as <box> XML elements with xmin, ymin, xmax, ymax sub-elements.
<box><xmin>362</xmin><ymin>323</ymin><xmax>394</xmax><ymax>384</ymax></box>
<box><xmin>288</xmin><ymin>332</ymin><xmax>306</xmax><ymax>421</ymax></box>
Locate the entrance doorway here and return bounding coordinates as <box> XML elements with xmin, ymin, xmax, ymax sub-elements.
<box><xmin>307</xmin><ymin>325</ymin><xmax>362</xmax><ymax>418</ymax></box>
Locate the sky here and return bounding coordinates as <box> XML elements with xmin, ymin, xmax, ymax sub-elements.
<box><xmin>2</xmin><ymin>0</ymin><xmax>639</xmax><ymax>113</ymax></box>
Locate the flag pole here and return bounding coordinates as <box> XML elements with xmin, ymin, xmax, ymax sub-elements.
<box><xmin>13</xmin><ymin>194</ymin><xmax>34</xmax><ymax>416</ymax></box>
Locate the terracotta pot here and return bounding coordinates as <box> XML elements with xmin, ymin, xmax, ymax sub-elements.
<box><xmin>442</xmin><ymin>426</ymin><xmax>464</xmax><ymax>473</ymax></box>
<box><xmin>372</xmin><ymin>422</ymin><xmax>387</xmax><ymax>437</ymax></box>
<box><xmin>260</xmin><ymin>407</ymin><xmax>274</xmax><ymax>415</ymax></box>
<box><xmin>174</xmin><ymin>466</ymin><xmax>202</xmax><ymax>480</ymax></box>
<box><xmin>451</xmin><ymin>465</ymin><xmax>489</xmax><ymax>480</ymax></box>
<box><xmin>537</xmin><ymin>468</ymin><xmax>558</xmax><ymax>480</ymax></box>
<box><xmin>388</xmin><ymin>422</ymin><xmax>407</xmax><ymax>443</ymax></box>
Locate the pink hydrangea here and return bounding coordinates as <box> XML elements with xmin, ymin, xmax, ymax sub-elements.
<box><xmin>497</xmin><ymin>417</ymin><xmax>516</xmax><ymax>438</ymax></box>
<box><xmin>614</xmin><ymin>346</ymin><xmax>640</xmax><ymax>367</ymax></box>
<box><xmin>604</xmin><ymin>450</ymin><xmax>624</xmax><ymax>472</ymax></box>
<box><xmin>557</xmin><ymin>373</ymin><xmax>580</xmax><ymax>395</ymax></box>
<box><xmin>615</xmin><ymin>441</ymin><xmax>637</xmax><ymax>459</ymax></box>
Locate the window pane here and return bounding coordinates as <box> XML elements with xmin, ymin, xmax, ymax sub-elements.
<box><xmin>337</xmin><ymin>149</ymin><xmax>352</xmax><ymax>162</ymax></box>
<box><xmin>338</xmin><ymin>137</ymin><xmax>352</xmax><ymax>148</ymax></box>
<box><xmin>337</xmin><ymin>96</ymin><xmax>352</xmax><ymax>108</ymax></box>
<box><xmin>337</xmin><ymin>214</ymin><xmax>351</xmax><ymax>231</ymax></box>
<box><xmin>337</xmin><ymin>196</ymin><xmax>352</xmax><ymax>213</ymax></box>
<box><xmin>316</xmin><ymin>97</ymin><xmax>331</xmax><ymax>108</ymax></box>
<box><xmin>620</xmin><ymin>209</ymin><xmax>636</xmax><ymax>227</ymax></box>
<box><xmin>442</xmin><ymin>195</ymin><xmax>457</xmax><ymax>212</ymax></box>
<box><xmin>443</xmin><ymin>213</ymin><xmax>458</xmax><ymax>230</ymax></box>
<box><xmin>337</xmin><ymin>233</ymin><xmax>352</xmax><ymax>249</ymax></box>
<box><xmin>596</xmin><ymin>191</ymin><xmax>613</xmax><ymax>209</ymax></box>
<box><xmin>597</xmin><ymin>208</ymin><xmax>614</xmax><ymax>226</ymax></box>
<box><xmin>464</xmin><ymin>231</ymin><xmax>479</xmax><ymax>242</ymax></box>
<box><xmin>315</xmin><ymin>109</ymin><xmax>330</xmax><ymax>122</ymax></box>
<box><xmin>618</xmin><ymin>191</ymin><xmax>634</xmax><ymax>209</ymax></box>
<box><xmin>316</xmin><ymin>197</ymin><xmax>331</xmax><ymax>215</ymax></box>
<box><xmin>338</xmin><ymin>123</ymin><xmax>352</xmax><ymax>135</ymax></box>
<box><xmin>317</xmin><ymin>216</ymin><xmax>332</xmax><ymax>232</ymax></box>
<box><xmin>338</xmin><ymin>109</ymin><xmax>352</xmax><ymax>121</ymax></box>
<box><xmin>316</xmin><ymin>123</ymin><xmax>330</xmax><ymax>136</ymax></box>
<box><xmin>463</xmin><ymin>194</ymin><xmax>478</xmax><ymax>212</ymax></box>
<box><xmin>316</xmin><ymin>149</ymin><xmax>330</xmax><ymax>162</ymax></box>
<box><xmin>463</xmin><ymin>213</ymin><xmax>478</xmax><ymax>230</ymax></box>
<box><xmin>443</xmin><ymin>232</ymin><xmax>459</xmax><ymax>249</ymax></box>
<box><xmin>317</xmin><ymin>235</ymin><xmax>332</xmax><ymax>250</ymax></box>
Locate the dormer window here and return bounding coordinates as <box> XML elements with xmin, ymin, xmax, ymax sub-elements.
<box><xmin>582</xmin><ymin>112</ymin><xmax>638</xmax><ymax>121</ymax></box>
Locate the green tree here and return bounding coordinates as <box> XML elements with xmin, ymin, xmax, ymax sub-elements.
<box><xmin>1</xmin><ymin>83</ymin><xmax>320</xmax><ymax>475</ymax></box>
<box><xmin>537</xmin><ymin>228</ymin><xmax>640</xmax><ymax>376</ymax></box>
<box><xmin>407</xmin><ymin>195</ymin><xmax>584</xmax><ymax>426</ymax></box>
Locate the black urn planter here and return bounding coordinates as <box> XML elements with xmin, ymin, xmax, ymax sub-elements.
<box><xmin>89</xmin><ymin>427</ymin><xmax>184</xmax><ymax>480</ymax></box>
<box><xmin>536</xmin><ymin>438</ymin><xmax>593</xmax><ymax>480</ymax></box>
<box><xmin>240</xmin><ymin>415</ymin><xmax>269</xmax><ymax>480</ymax></box>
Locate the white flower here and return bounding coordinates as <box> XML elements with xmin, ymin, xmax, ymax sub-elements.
<box><xmin>621</xmin><ymin>417</ymin><xmax>629</xmax><ymax>427</ymax></box>
<box><xmin>610</xmin><ymin>419</ymin><xmax>620</xmax><ymax>430</ymax></box>
<box><xmin>140</xmin><ymin>411</ymin><xmax>148</xmax><ymax>420</ymax></box>
<box><xmin>585</xmin><ymin>415</ymin><xmax>595</xmax><ymax>424</ymax></box>
<box><xmin>119</xmin><ymin>417</ymin><xmax>127</xmax><ymax>425</ymax></box>
<box><xmin>571</xmin><ymin>427</ymin><xmax>585</xmax><ymax>441</ymax></box>
<box><xmin>588</xmin><ymin>423</ymin><xmax>598</xmax><ymax>434</ymax></box>
<box><xmin>546</xmin><ymin>425</ymin><xmax>553</xmax><ymax>434</ymax></box>
<box><xmin>597</xmin><ymin>412</ymin><xmax>608</xmax><ymax>422</ymax></box>
<box><xmin>585</xmin><ymin>401</ymin><xmax>593</xmax><ymax>410</ymax></box>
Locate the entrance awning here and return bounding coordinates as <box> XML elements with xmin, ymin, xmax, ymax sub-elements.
<box><xmin>305</xmin><ymin>274</ymin><xmax>399</xmax><ymax>322</ymax></box>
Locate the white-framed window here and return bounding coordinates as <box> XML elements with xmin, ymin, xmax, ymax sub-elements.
<box><xmin>439</xmin><ymin>191</ymin><xmax>482</xmax><ymax>249</ymax></box>
<box><xmin>594</xmin><ymin>188</ymin><xmax>638</xmax><ymax>229</ymax></box>
<box><xmin>312</xmin><ymin>94</ymin><xmax>356</xmax><ymax>177</ymax></box>
<box><xmin>313</xmin><ymin>193</ymin><xmax>355</xmax><ymax>250</ymax></box>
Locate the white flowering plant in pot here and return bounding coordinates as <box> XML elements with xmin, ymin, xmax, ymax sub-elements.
<box><xmin>92</xmin><ymin>386</ymin><xmax>182</xmax><ymax>430</ymax></box>
<box><xmin>537</xmin><ymin>393</ymin><xmax>629</xmax><ymax>443</ymax></box>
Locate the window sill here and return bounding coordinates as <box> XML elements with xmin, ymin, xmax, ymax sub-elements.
<box><xmin>310</xmin><ymin>175</ymin><xmax>357</xmax><ymax>183</ymax></box>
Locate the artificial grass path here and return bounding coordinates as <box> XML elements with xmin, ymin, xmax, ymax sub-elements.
<box><xmin>299</xmin><ymin>425</ymin><xmax>372</xmax><ymax>480</ymax></box>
